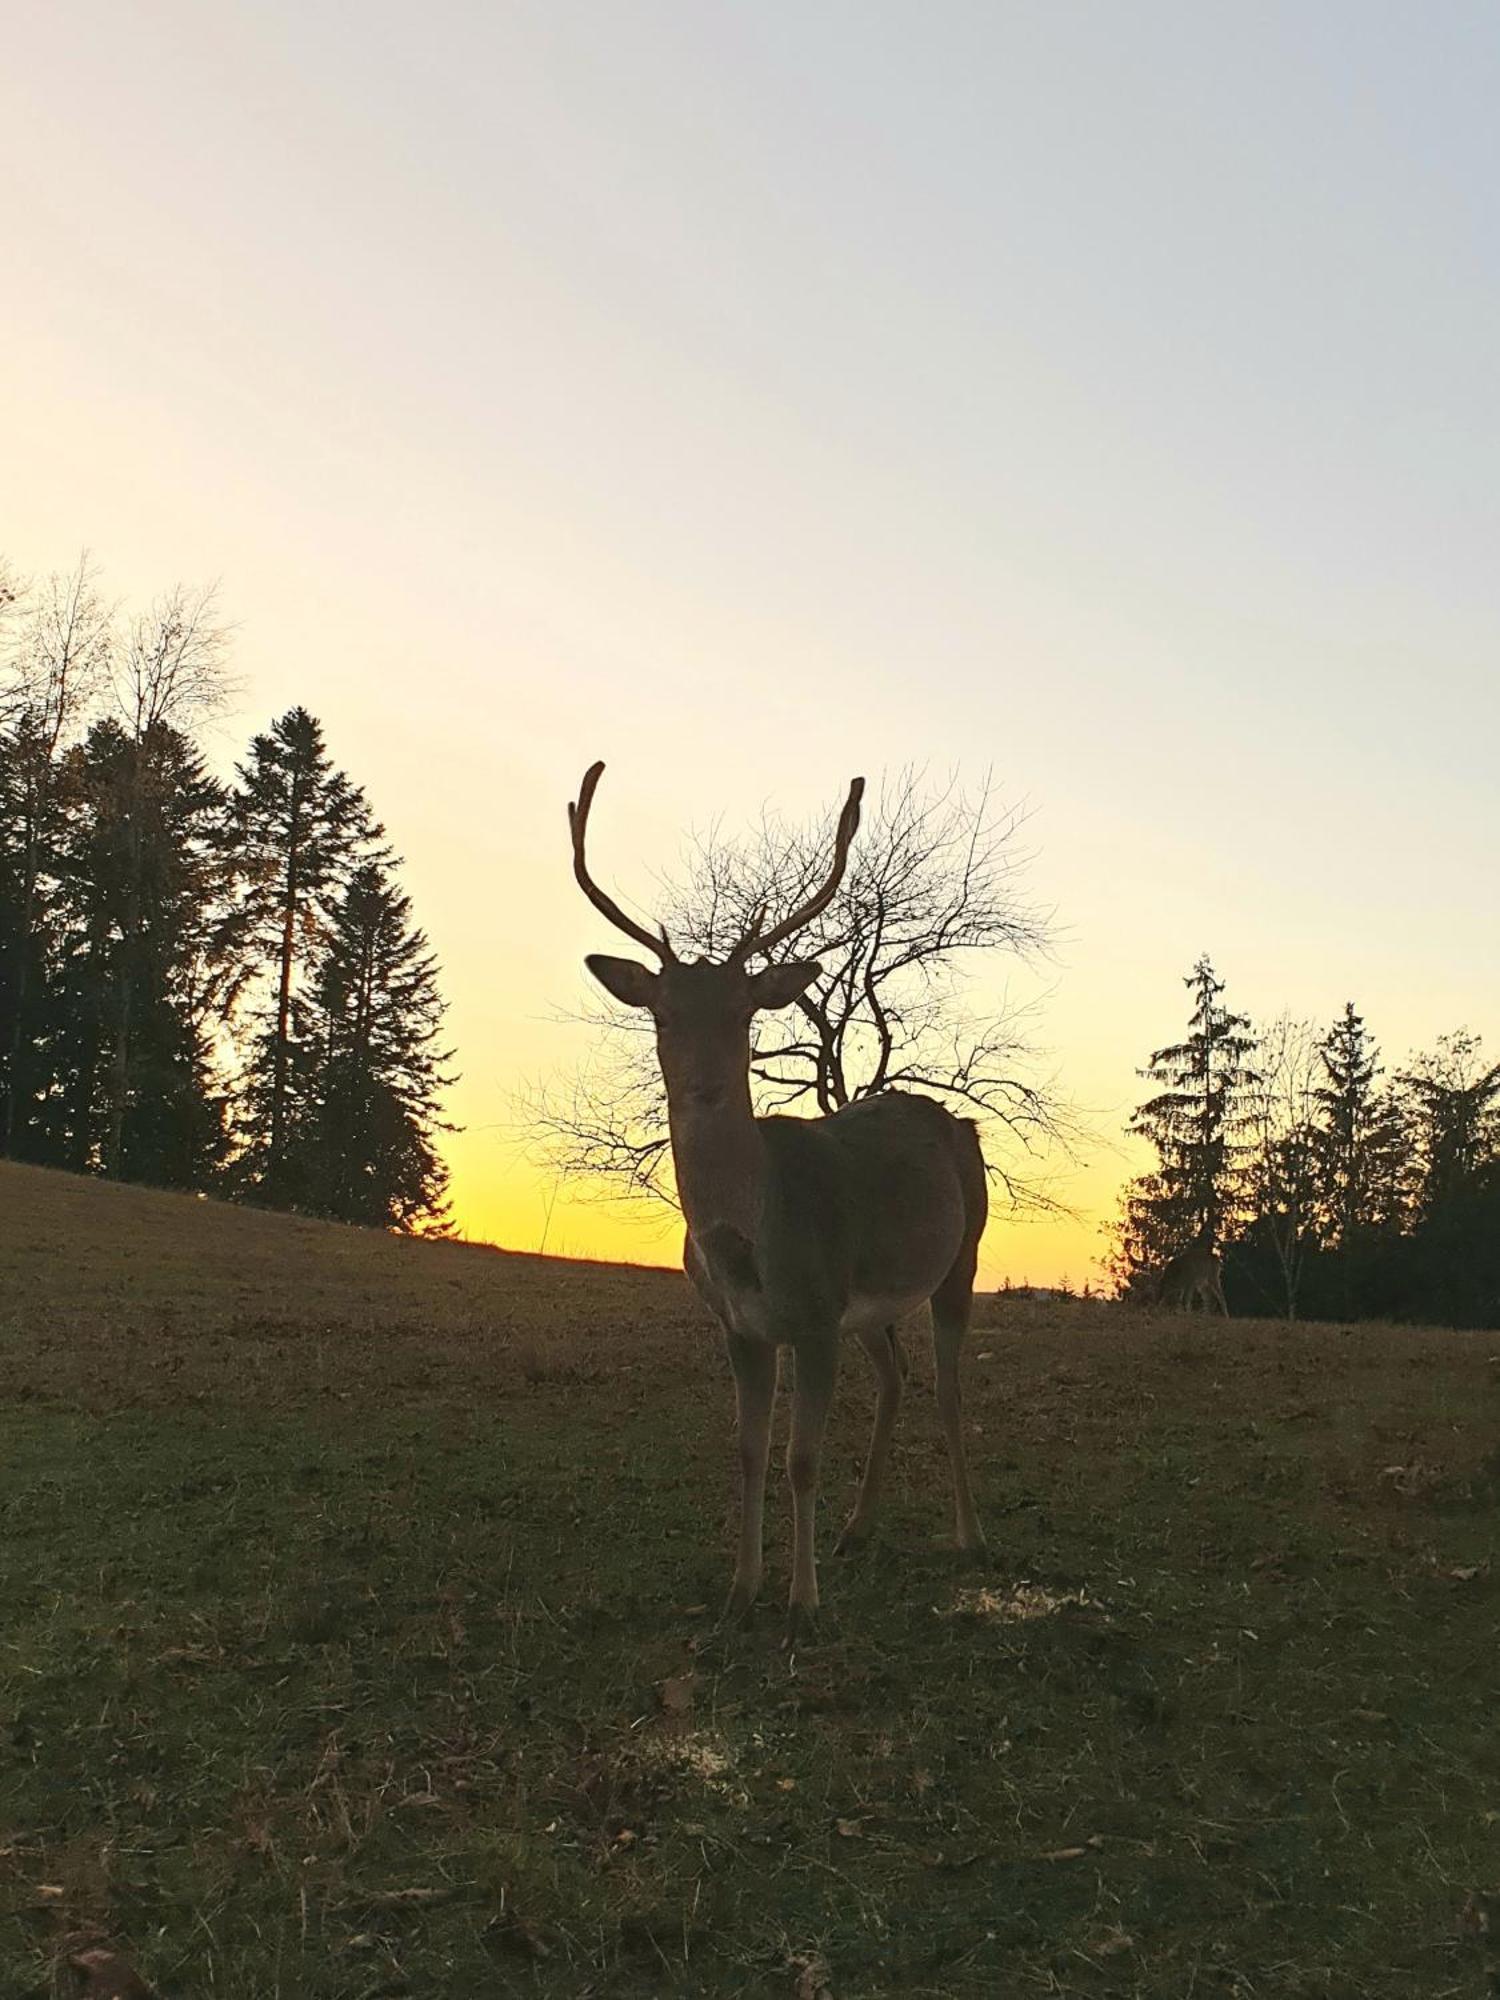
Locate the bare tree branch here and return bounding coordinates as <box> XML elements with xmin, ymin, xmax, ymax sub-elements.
<box><xmin>113</xmin><ymin>583</ymin><xmax>238</xmax><ymax>739</ymax></box>
<box><xmin>528</xmin><ymin>765</ymin><xmax>1079</xmax><ymax>1215</ymax></box>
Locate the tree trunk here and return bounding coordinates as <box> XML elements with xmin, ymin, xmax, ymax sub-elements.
<box><xmin>104</xmin><ymin>757</ymin><xmax>144</xmax><ymax>1177</ymax></box>
<box><xmin>1</xmin><ymin>807</ymin><xmax>42</xmax><ymax>1155</ymax></box>
<box><xmin>269</xmin><ymin>770</ymin><xmax>305</xmax><ymax>1185</ymax></box>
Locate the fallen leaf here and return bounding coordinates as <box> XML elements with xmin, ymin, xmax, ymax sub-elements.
<box><xmin>1449</xmin><ymin>1565</ymin><xmax>1482</xmax><ymax>1582</ymax></box>
<box><xmin>360</xmin><ymin>1886</ymin><xmax>458</xmax><ymax>1908</ymax></box>
<box><xmin>1041</xmin><ymin>1834</ymin><xmax>1104</xmax><ymax>1863</ymax></box>
<box><xmin>834</xmin><ymin>1817</ymin><xmax>865</xmax><ymax>1838</ymax></box>
<box><xmin>776</xmin><ymin>1776</ymin><xmax>797</xmax><ymax>1792</ymax></box>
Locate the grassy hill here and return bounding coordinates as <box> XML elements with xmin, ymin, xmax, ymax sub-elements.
<box><xmin>2</xmin><ymin>1161</ymin><xmax>1498</xmax><ymax>1997</ymax></box>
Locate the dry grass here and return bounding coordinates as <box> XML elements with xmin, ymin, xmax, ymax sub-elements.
<box><xmin>2</xmin><ymin>1159</ymin><xmax>1499</xmax><ymax>1997</ymax></box>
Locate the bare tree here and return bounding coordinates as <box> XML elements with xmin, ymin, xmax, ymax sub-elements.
<box><xmin>1</xmin><ymin>555</ymin><xmax>113</xmax><ymax>1153</ymax></box>
<box><xmin>0</xmin><ymin>558</ymin><xmax>31</xmax><ymax>716</ymax></box>
<box><xmin>2</xmin><ymin>552</ymin><xmax>112</xmax><ymax>747</ymax></box>
<box><xmin>113</xmin><ymin>583</ymin><xmax>235</xmax><ymax>740</ymax></box>
<box><xmin>99</xmin><ymin>584</ymin><xmax>237</xmax><ymax>1174</ymax></box>
<box><xmin>529</xmin><ymin>767</ymin><xmax>1074</xmax><ymax>1213</ymax></box>
<box><xmin>1241</xmin><ymin>1013</ymin><xmax>1322</xmax><ymax>1319</ymax></box>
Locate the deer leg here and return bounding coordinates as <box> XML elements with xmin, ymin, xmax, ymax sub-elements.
<box><xmin>784</xmin><ymin>1334</ymin><xmax>839</xmax><ymax>1648</ymax></box>
<box><xmin>835</xmin><ymin>1323</ymin><xmax>904</xmax><ymax>1554</ymax></box>
<box><xmin>931</xmin><ymin>1265</ymin><xmax>985</xmax><ymax>1554</ymax></box>
<box><xmin>723</xmin><ymin>1332</ymin><xmax>776</xmax><ymax>1621</ymax></box>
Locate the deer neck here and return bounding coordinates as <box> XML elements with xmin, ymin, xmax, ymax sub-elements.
<box><xmin>663</xmin><ymin>1070</ymin><xmax>765</xmax><ymax>1239</ymax></box>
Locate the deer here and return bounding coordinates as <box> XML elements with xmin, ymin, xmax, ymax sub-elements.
<box><xmin>1156</xmin><ymin>1235</ymin><xmax>1229</xmax><ymax>1315</ymax></box>
<box><xmin>569</xmin><ymin>762</ymin><xmax>989</xmax><ymax>1647</ymax></box>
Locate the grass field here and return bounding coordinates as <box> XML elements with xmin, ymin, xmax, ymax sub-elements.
<box><xmin>2</xmin><ymin>1159</ymin><xmax>1498</xmax><ymax>1998</ymax></box>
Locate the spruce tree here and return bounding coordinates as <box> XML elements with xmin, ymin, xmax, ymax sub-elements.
<box><xmin>300</xmin><ymin>861</ymin><xmax>451</xmax><ymax>1229</ymax></box>
<box><xmin>1312</xmin><ymin>1003</ymin><xmax>1409</xmax><ymax>1245</ymax></box>
<box><xmin>1116</xmin><ymin>956</ymin><xmax>1260</xmax><ymax>1291</ymax></box>
<box><xmin>1393</xmin><ymin>1032</ymin><xmax>1500</xmax><ymax>1328</ymax></box>
<box><xmin>225</xmin><ymin>707</ymin><xmax>382</xmax><ymax>1202</ymax></box>
<box><xmin>1399</xmin><ymin>1031</ymin><xmax>1500</xmax><ymax>1221</ymax></box>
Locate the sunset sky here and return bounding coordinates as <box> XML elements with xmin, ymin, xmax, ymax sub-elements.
<box><xmin>5</xmin><ymin>4</ymin><xmax>1498</xmax><ymax>1285</ymax></box>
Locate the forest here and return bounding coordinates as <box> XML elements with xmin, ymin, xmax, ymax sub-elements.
<box><xmin>0</xmin><ymin>556</ymin><xmax>451</xmax><ymax>1230</ymax></box>
<box><xmin>1114</xmin><ymin>957</ymin><xmax>1499</xmax><ymax>1328</ymax></box>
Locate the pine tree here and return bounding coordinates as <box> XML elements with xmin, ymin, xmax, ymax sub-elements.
<box><xmin>1115</xmin><ymin>956</ymin><xmax>1260</xmax><ymax>1293</ymax></box>
<box><xmin>224</xmin><ymin>708</ymin><xmax>382</xmax><ymax>1202</ymax></box>
<box><xmin>299</xmin><ymin>861</ymin><xmax>452</xmax><ymax>1229</ymax></box>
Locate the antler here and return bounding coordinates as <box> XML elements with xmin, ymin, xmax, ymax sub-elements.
<box><xmin>732</xmin><ymin>776</ymin><xmax>865</xmax><ymax>962</ymax></box>
<box><xmin>568</xmin><ymin>761</ymin><xmax>676</xmax><ymax>960</ymax></box>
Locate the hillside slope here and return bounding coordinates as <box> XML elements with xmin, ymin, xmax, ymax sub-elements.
<box><xmin>0</xmin><ymin>1158</ymin><xmax>698</xmax><ymax>1411</ymax></box>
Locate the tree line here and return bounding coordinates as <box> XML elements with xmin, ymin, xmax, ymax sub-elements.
<box><xmin>1114</xmin><ymin>957</ymin><xmax>1499</xmax><ymax>1327</ymax></box>
<box><xmin>0</xmin><ymin>555</ymin><xmax>451</xmax><ymax>1229</ymax></box>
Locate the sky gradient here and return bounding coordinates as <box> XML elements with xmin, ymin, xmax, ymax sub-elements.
<box><xmin>5</xmin><ymin>3</ymin><xmax>1498</xmax><ymax>1283</ymax></box>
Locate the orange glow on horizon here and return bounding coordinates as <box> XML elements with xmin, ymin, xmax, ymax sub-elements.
<box><xmin>441</xmin><ymin>1126</ymin><xmax>1135</xmax><ymax>1295</ymax></box>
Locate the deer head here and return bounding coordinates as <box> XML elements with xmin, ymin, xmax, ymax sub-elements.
<box><xmin>569</xmin><ymin>761</ymin><xmax>864</xmax><ymax>1109</ymax></box>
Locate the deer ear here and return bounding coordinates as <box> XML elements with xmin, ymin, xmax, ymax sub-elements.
<box><xmin>748</xmin><ymin>961</ymin><xmax>821</xmax><ymax>1011</ymax></box>
<box><xmin>586</xmin><ymin>954</ymin><xmax>660</xmax><ymax>1010</ymax></box>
